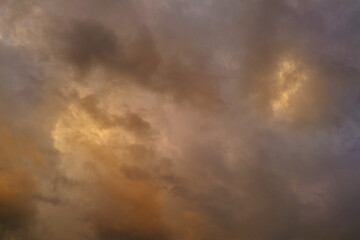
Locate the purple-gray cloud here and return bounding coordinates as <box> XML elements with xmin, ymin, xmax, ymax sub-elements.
<box><xmin>1</xmin><ymin>1</ymin><xmax>360</xmax><ymax>240</ymax></box>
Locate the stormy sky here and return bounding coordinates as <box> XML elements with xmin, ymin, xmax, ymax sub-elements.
<box><xmin>1</xmin><ymin>0</ymin><xmax>360</xmax><ymax>239</ymax></box>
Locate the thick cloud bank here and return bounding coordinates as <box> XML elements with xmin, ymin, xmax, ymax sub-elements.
<box><xmin>1</xmin><ymin>0</ymin><xmax>360</xmax><ymax>239</ymax></box>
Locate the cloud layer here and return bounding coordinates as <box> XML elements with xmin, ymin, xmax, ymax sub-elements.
<box><xmin>1</xmin><ymin>0</ymin><xmax>360</xmax><ymax>239</ymax></box>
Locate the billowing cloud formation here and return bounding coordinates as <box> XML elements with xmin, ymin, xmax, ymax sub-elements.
<box><xmin>1</xmin><ymin>0</ymin><xmax>360</xmax><ymax>239</ymax></box>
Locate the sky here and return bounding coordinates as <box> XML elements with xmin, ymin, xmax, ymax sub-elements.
<box><xmin>1</xmin><ymin>0</ymin><xmax>360</xmax><ymax>239</ymax></box>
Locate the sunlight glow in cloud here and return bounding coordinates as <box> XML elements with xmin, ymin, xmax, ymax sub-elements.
<box><xmin>272</xmin><ymin>59</ymin><xmax>308</xmax><ymax>120</ymax></box>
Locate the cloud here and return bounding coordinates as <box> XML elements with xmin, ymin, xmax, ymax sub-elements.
<box><xmin>93</xmin><ymin>172</ymin><xmax>171</xmax><ymax>240</ymax></box>
<box><xmin>0</xmin><ymin>122</ymin><xmax>40</xmax><ymax>239</ymax></box>
<box><xmin>1</xmin><ymin>0</ymin><xmax>360</xmax><ymax>239</ymax></box>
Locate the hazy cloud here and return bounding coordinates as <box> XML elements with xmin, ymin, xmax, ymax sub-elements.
<box><xmin>1</xmin><ymin>0</ymin><xmax>360</xmax><ymax>239</ymax></box>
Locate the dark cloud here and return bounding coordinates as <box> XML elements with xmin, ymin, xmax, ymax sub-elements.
<box><xmin>97</xmin><ymin>228</ymin><xmax>170</xmax><ymax>240</ymax></box>
<box><xmin>55</xmin><ymin>16</ymin><xmax>221</xmax><ymax>109</ymax></box>
<box><xmin>63</xmin><ymin>20</ymin><xmax>122</xmax><ymax>73</ymax></box>
<box><xmin>58</xmin><ymin>19</ymin><xmax>159</xmax><ymax>80</ymax></box>
<box><xmin>0</xmin><ymin>122</ymin><xmax>39</xmax><ymax>239</ymax></box>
